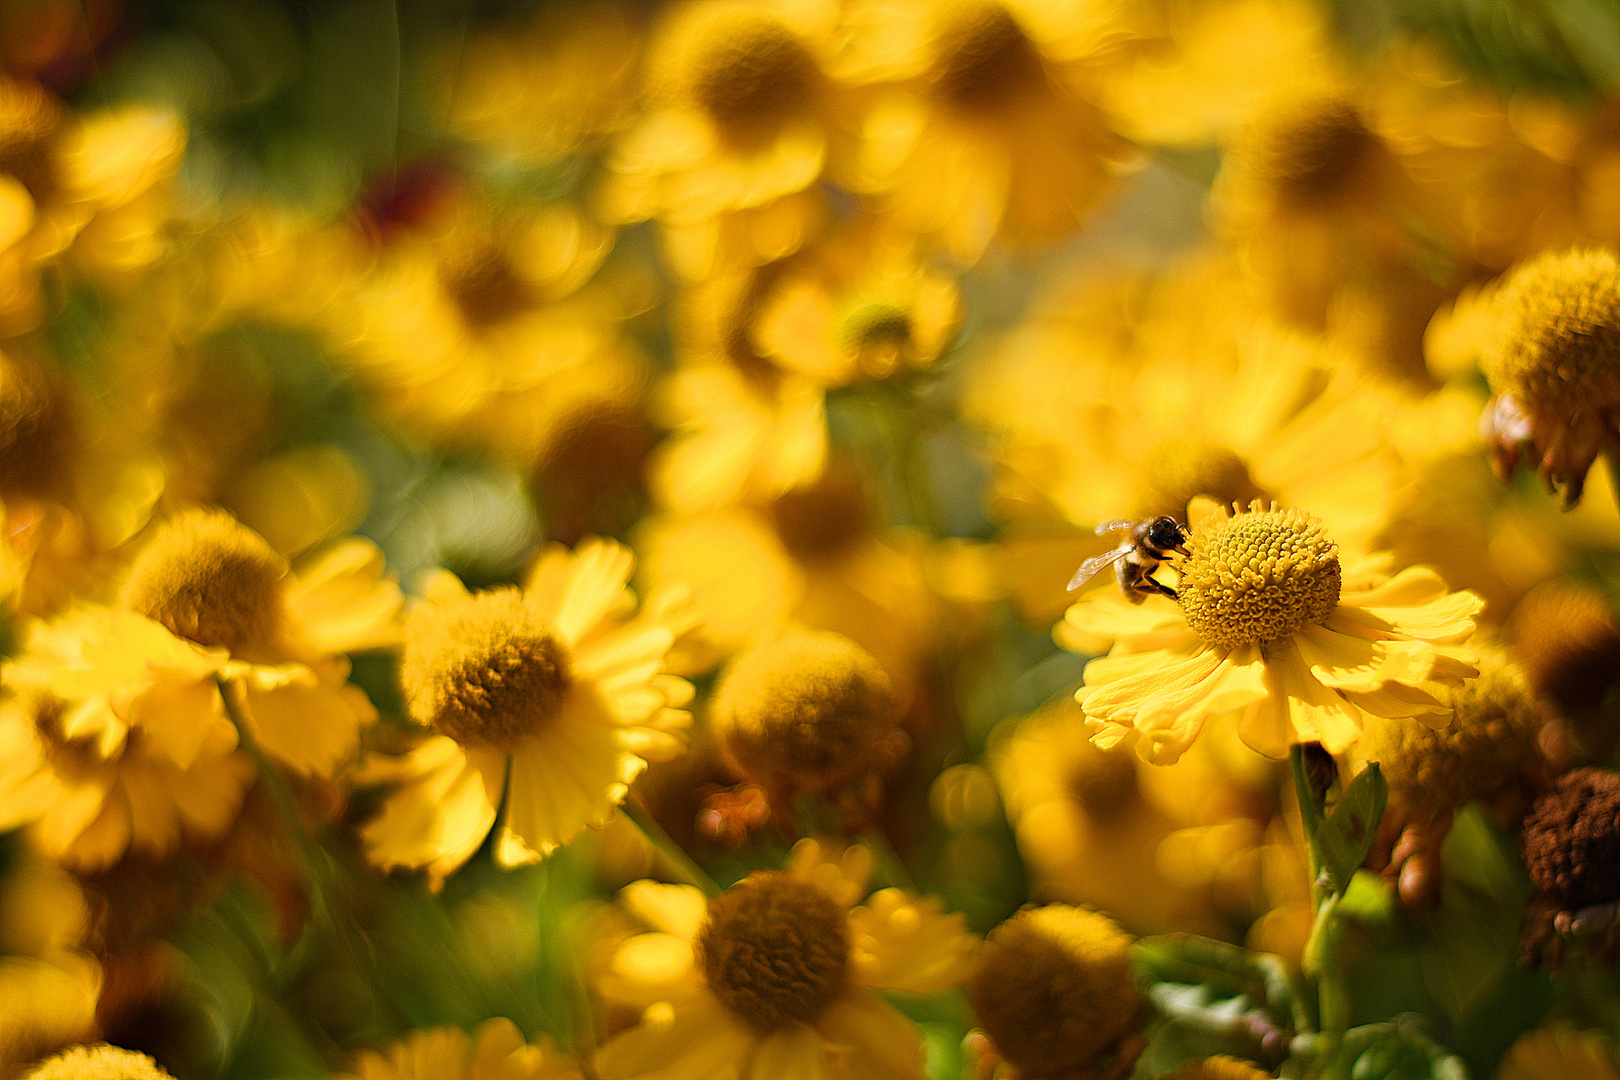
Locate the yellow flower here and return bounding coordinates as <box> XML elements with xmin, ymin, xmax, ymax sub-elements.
<box><xmin>710</xmin><ymin>627</ymin><xmax>900</xmax><ymax>827</ymax></box>
<box><xmin>594</xmin><ymin>838</ymin><xmax>977</xmax><ymax>1080</ymax></box>
<box><xmin>20</xmin><ymin>1044</ymin><xmax>175</xmax><ymax>1080</ymax></box>
<box><xmin>0</xmin><ymin>850</ymin><xmax>101</xmax><ymax>1074</ymax></box>
<box><xmin>1479</xmin><ymin>246</ymin><xmax>1620</xmax><ymax>508</ymax></box>
<box><xmin>1495</xmin><ymin>1024</ymin><xmax>1620</xmax><ymax>1080</ymax></box>
<box><xmin>602</xmin><ymin>0</ymin><xmax>841</xmax><ymax>280</ymax></box>
<box><xmin>1066</xmin><ymin>499</ymin><xmax>1480</xmax><ymax>764</ymax></box>
<box><xmin>966</xmin><ymin>904</ymin><xmax>1141</xmax><ymax>1080</ymax></box>
<box><xmin>0</xmin><ymin>607</ymin><xmax>256</xmax><ymax>869</ymax></box>
<box><xmin>0</xmin><ymin>349</ymin><xmax>163</xmax><ymax>618</ymax></box>
<box><xmin>988</xmin><ymin>697</ymin><xmax>1270</xmax><ymax>936</ymax></box>
<box><xmin>838</xmin><ymin>0</ymin><xmax>1135</xmax><ymax>264</ymax></box>
<box><xmin>338</xmin><ymin>189</ymin><xmax>637</xmax><ymax>470</ymax></box>
<box><xmin>750</xmin><ymin>224</ymin><xmax>961</xmax><ymax>387</ymax></box>
<box><xmin>436</xmin><ymin>2</ymin><xmax>642</xmax><ymax>165</ymax></box>
<box><xmin>1095</xmin><ymin>0</ymin><xmax>1340</xmax><ymax>147</ymax></box>
<box><xmin>358</xmin><ymin>538</ymin><xmax>692</xmax><ymax>886</ymax></box>
<box><xmin>117</xmin><ymin>509</ymin><xmax>401</xmax><ymax>778</ymax></box>
<box><xmin>965</xmin><ymin>258</ymin><xmax>1395</xmax><ymax>625</ymax></box>
<box><xmin>341</xmin><ymin>1019</ymin><xmax>582</xmax><ymax>1080</ymax></box>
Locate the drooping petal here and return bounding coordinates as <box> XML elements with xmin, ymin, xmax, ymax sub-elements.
<box><xmin>848</xmin><ymin>889</ymin><xmax>977</xmax><ymax>994</ymax></box>
<box><xmin>593</xmin><ymin>992</ymin><xmax>753</xmax><ymax>1080</ymax></box>
<box><xmin>1080</xmin><ymin>644</ymin><xmax>1268</xmax><ymax>764</ymax></box>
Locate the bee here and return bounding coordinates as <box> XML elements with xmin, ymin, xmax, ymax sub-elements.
<box><xmin>1067</xmin><ymin>515</ymin><xmax>1191</xmax><ymax>603</ymax></box>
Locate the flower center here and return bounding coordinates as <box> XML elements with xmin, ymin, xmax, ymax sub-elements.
<box><xmin>402</xmin><ymin>589</ymin><xmax>573</xmax><ymax>751</ymax></box>
<box><xmin>22</xmin><ymin>1043</ymin><xmax>176</xmax><ymax>1080</ymax></box>
<box><xmin>1132</xmin><ymin>437</ymin><xmax>1265</xmax><ymax>521</ymax></box>
<box><xmin>696</xmin><ymin>872</ymin><xmax>851</xmax><ymax>1030</ymax></box>
<box><xmin>1246</xmin><ymin>96</ymin><xmax>1378</xmax><ymax>207</ymax></box>
<box><xmin>967</xmin><ymin>905</ymin><xmax>1139</xmax><ymax>1077</ymax></box>
<box><xmin>839</xmin><ymin>300</ymin><xmax>915</xmax><ymax>379</ymax></box>
<box><xmin>0</xmin><ymin>355</ymin><xmax>74</xmax><ymax>500</ymax></box>
<box><xmin>686</xmin><ymin>12</ymin><xmax>818</xmax><ymax>139</ymax></box>
<box><xmin>120</xmin><ymin>510</ymin><xmax>289</xmax><ymax>654</ymax></box>
<box><xmin>440</xmin><ymin>241</ymin><xmax>535</xmax><ymax>329</ymax></box>
<box><xmin>1065</xmin><ymin>744</ymin><xmax>1139</xmax><ymax>821</ymax></box>
<box><xmin>929</xmin><ymin>1</ymin><xmax>1044</xmax><ymax>112</ymax></box>
<box><xmin>1175</xmin><ymin>504</ymin><xmax>1340</xmax><ymax>650</ymax></box>
<box><xmin>1483</xmin><ymin>247</ymin><xmax>1620</xmax><ymax>415</ymax></box>
<box><xmin>710</xmin><ymin>628</ymin><xmax>893</xmax><ymax>793</ymax></box>
<box><xmin>767</xmin><ymin>464</ymin><xmax>872</xmax><ymax>562</ymax></box>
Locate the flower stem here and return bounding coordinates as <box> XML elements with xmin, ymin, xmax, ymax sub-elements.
<box><xmin>1289</xmin><ymin>743</ymin><xmax>1352</xmax><ymax>1080</ymax></box>
<box><xmin>622</xmin><ymin>800</ymin><xmax>720</xmax><ymax>896</ymax></box>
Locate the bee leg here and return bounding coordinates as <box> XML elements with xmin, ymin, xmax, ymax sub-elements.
<box><xmin>1133</xmin><ymin>575</ymin><xmax>1178</xmax><ymax>601</ymax></box>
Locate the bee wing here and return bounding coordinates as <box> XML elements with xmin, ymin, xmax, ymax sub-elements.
<box><xmin>1067</xmin><ymin>546</ymin><xmax>1132</xmax><ymax>590</ymax></box>
<box><xmin>1093</xmin><ymin>519</ymin><xmax>1133</xmax><ymax>536</ymax></box>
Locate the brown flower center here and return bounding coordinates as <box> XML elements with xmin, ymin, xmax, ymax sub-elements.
<box><xmin>688</xmin><ymin>13</ymin><xmax>818</xmax><ymax>139</ymax></box>
<box><xmin>696</xmin><ymin>872</ymin><xmax>851</xmax><ymax>1030</ymax></box>
<box><xmin>1132</xmin><ymin>437</ymin><xmax>1265</xmax><ymax>521</ymax></box>
<box><xmin>929</xmin><ymin>1</ymin><xmax>1044</xmax><ymax>112</ymax></box>
<box><xmin>402</xmin><ymin>589</ymin><xmax>573</xmax><ymax>751</ymax></box>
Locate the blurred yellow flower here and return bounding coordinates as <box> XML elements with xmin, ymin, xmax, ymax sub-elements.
<box><xmin>359</xmin><ymin>538</ymin><xmax>692</xmax><ymax>886</ymax></box>
<box><xmin>438</xmin><ymin>2</ymin><xmax>642</xmax><ymax>164</ymax></box>
<box><xmin>0</xmin><ymin>609</ymin><xmax>255</xmax><ymax>869</ymax></box>
<box><xmin>117</xmin><ymin>509</ymin><xmax>400</xmax><ymax>777</ymax></box>
<box><xmin>1066</xmin><ymin>499</ymin><xmax>1480</xmax><ymax>763</ymax></box>
<box><xmin>341</xmin><ymin>1019</ymin><xmax>582</xmax><ymax>1080</ymax></box>
<box><xmin>837</xmin><ymin>0</ymin><xmax>1135</xmax><ymax>263</ymax></box>
<box><xmin>602</xmin><ymin>0</ymin><xmax>843</xmax><ymax>280</ymax></box>
<box><xmin>751</xmin><ymin>224</ymin><xmax>961</xmax><ymax>387</ymax></box>
<box><xmin>594</xmin><ymin>838</ymin><xmax>976</xmax><ymax>1080</ymax></box>
<box><xmin>1495</xmin><ymin>1024</ymin><xmax>1620</xmax><ymax>1080</ymax></box>
<box><xmin>0</xmin><ymin>850</ymin><xmax>100</xmax><ymax>1074</ymax></box>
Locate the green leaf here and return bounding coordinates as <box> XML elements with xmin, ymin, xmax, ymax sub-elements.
<box><xmin>1130</xmin><ymin>935</ymin><xmax>1307</xmax><ymax>1076</ymax></box>
<box><xmin>1340</xmin><ymin>1016</ymin><xmax>1473</xmax><ymax>1080</ymax></box>
<box><xmin>1317</xmin><ymin>764</ymin><xmax>1388</xmax><ymax>894</ymax></box>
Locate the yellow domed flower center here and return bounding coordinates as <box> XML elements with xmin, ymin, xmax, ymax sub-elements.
<box><xmin>930</xmin><ymin>1</ymin><xmax>1044</xmax><ymax>112</ymax></box>
<box><xmin>839</xmin><ymin>300</ymin><xmax>915</xmax><ymax>378</ymax></box>
<box><xmin>401</xmin><ymin>589</ymin><xmax>573</xmax><ymax>751</ymax></box>
<box><xmin>1247</xmin><ymin>97</ymin><xmax>1378</xmax><ymax>206</ymax></box>
<box><xmin>710</xmin><ymin>628</ymin><xmax>893</xmax><ymax>793</ymax></box>
<box><xmin>1483</xmin><ymin>247</ymin><xmax>1620</xmax><ymax>415</ymax></box>
<box><xmin>685</xmin><ymin>12</ymin><xmax>818</xmax><ymax>137</ymax></box>
<box><xmin>1132</xmin><ymin>437</ymin><xmax>1266</xmax><ymax>521</ymax></box>
<box><xmin>967</xmin><ymin>905</ymin><xmax>1138</xmax><ymax>1077</ymax></box>
<box><xmin>120</xmin><ymin>510</ymin><xmax>289</xmax><ymax>654</ymax></box>
<box><xmin>1176</xmin><ymin>504</ymin><xmax>1341</xmax><ymax>650</ymax></box>
<box><xmin>696</xmin><ymin>872</ymin><xmax>851</xmax><ymax>1030</ymax></box>
<box><xmin>23</xmin><ymin>1044</ymin><xmax>176</xmax><ymax>1080</ymax></box>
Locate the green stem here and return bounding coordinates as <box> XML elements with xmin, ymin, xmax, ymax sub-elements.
<box><xmin>215</xmin><ymin>676</ymin><xmax>338</xmax><ymax>923</ymax></box>
<box><xmin>621</xmin><ymin>801</ymin><xmax>719</xmax><ymax>896</ymax></box>
<box><xmin>1289</xmin><ymin>745</ymin><xmax>1351</xmax><ymax>1080</ymax></box>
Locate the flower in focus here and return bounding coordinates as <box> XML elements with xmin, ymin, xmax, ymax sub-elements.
<box><xmin>838</xmin><ymin>0</ymin><xmax>1135</xmax><ymax>263</ymax></box>
<box><xmin>1479</xmin><ymin>247</ymin><xmax>1620</xmax><ymax>508</ymax></box>
<box><xmin>1067</xmin><ymin>499</ymin><xmax>1480</xmax><ymax>763</ymax></box>
<box><xmin>340</xmin><ymin>1018</ymin><xmax>582</xmax><ymax>1080</ymax></box>
<box><xmin>0</xmin><ymin>849</ymin><xmax>101</xmax><ymax>1074</ymax></box>
<box><xmin>117</xmin><ymin>509</ymin><xmax>400</xmax><ymax>778</ymax></box>
<box><xmin>359</xmin><ymin>538</ymin><xmax>692</xmax><ymax>886</ymax></box>
<box><xmin>20</xmin><ymin>1044</ymin><xmax>175</xmax><ymax>1080</ymax></box>
<box><xmin>594</xmin><ymin>838</ymin><xmax>976</xmax><ymax>1080</ymax></box>
<box><xmin>966</xmin><ymin>904</ymin><xmax>1142</xmax><ymax>1080</ymax></box>
<box><xmin>964</xmin><ymin>259</ymin><xmax>1395</xmax><ymax>625</ymax></box>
